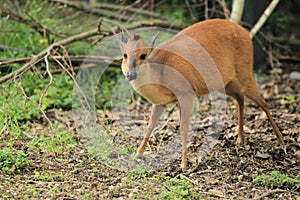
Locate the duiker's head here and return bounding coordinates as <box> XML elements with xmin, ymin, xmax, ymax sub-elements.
<box><xmin>120</xmin><ymin>33</ymin><xmax>159</xmax><ymax>81</ymax></box>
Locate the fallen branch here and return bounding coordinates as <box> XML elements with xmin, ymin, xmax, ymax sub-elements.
<box><xmin>0</xmin><ymin>19</ymin><xmax>185</xmax><ymax>85</ymax></box>
<box><xmin>0</xmin><ymin>5</ymin><xmax>67</xmax><ymax>43</ymax></box>
<box><xmin>127</xmin><ymin>19</ymin><xmax>186</xmax><ymax>30</ymax></box>
<box><xmin>277</xmin><ymin>55</ymin><xmax>300</xmax><ymax>63</ymax></box>
<box><xmin>0</xmin><ymin>55</ymin><xmax>121</xmax><ymax>66</ymax></box>
<box><xmin>0</xmin><ymin>27</ymin><xmax>101</xmax><ymax>84</ymax></box>
<box><xmin>38</xmin><ymin>50</ymin><xmax>54</xmax><ymax>113</ymax></box>
<box><xmin>49</xmin><ymin>0</ymin><xmax>170</xmax><ymax>22</ymax></box>
<box><xmin>49</xmin><ymin>0</ymin><xmax>131</xmax><ymax>22</ymax></box>
<box><xmin>94</xmin><ymin>2</ymin><xmax>163</xmax><ymax>18</ymax></box>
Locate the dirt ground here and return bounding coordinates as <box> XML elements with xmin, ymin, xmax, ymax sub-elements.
<box><xmin>1</xmin><ymin>70</ymin><xmax>299</xmax><ymax>199</ymax></box>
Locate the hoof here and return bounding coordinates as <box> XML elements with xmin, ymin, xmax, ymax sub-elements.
<box><xmin>276</xmin><ymin>138</ymin><xmax>284</xmax><ymax>146</ymax></box>
<box><xmin>134</xmin><ymin>153</ymin><xmax>145</xmax><ymax>160</ymax></box>
<box><xmin>274</xmin><ymin>141</ymin><xmax>287</xmax><ymax>154</ymax></box>
<box><xmin>236</xmin><ymin>137</ymin><xmax>244</xmax><ymax>147</ymax></box>
<box><xmin>181</xmin><ymin>163</ymin><xmax>187</xmax><ymax>173</ymax></box>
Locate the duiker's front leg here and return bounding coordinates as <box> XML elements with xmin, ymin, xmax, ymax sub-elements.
<box><xmin>179</xmin><ymin>97</ymin><xmax>195</xmax><ymax>171</ymax></box>
<box><xmin>136</xmin><ymin>104</ymin><xmax>165</xmax><ymax>157</ymax></box>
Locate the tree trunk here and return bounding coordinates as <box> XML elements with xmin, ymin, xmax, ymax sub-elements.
<box><xmin>230</xmin><ymin>0</ymin><xmax>245</xmax><ymax>24</ymax></box>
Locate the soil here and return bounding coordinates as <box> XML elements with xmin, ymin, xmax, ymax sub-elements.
<box><xmin>1</xmin><ymin>71</ymin><xmax>299</xmax><ymax>199</ymax></box>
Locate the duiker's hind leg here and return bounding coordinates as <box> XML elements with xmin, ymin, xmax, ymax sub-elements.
<box><xmin>226</xmin><ymin>80</ymin><xmax>245</xmax><ymax>145</ymax></box>
<box><xmin>245</xmin><ymin>84</ymin><xmax>283</xmax><ymax>144</ymax></box>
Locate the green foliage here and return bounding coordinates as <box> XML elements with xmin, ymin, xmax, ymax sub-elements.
<box><xmin>0</xmin><ymin>148</ymin><xmax>28</xmax><ymax>174</ymax></box>
<box><xmin>126</xmin><ymin>167</ymin><xmax>151</xmax><ymax>180</ymax></box>
<box><xmin>0</xmin><ymin>19</ymin><xmax>45</xmax><ymax>59</ymax></box>
<box><xmin>27</xmin><ymin>129</ymin><xmax>77</xmax><ymax>155</ymax></box>
<box><xmin>0</xmin><ymin>0</ymin><xmax>94</xmax><ymax>88</ymax></box>
<box><xmin>0</xmin><ymin>83</ymin><xmax>39</xmax><ymax>121</ymax></box>
<box><xmin>95</xmin><ymin>67</ymin><xmax>123</xmax><ymax>109</ymax></box>
<box><xmin>96</xmin><ymin>79</ymin><xmax>114</xmax><ymax>109</ymax></box>
<box><xmin>30</xmin><ymin>171</ymin><xmax>65</xmax><ymax>181</ymax></box>
<box><xmin>159</xmin><ymin>175</ymin><xmax>200</xmax><ymax>199</ymax></box>
<box><xmin>266</xmin><ymin>11</ymin><xmax>290</xmax><ymax>36</ymax></box>
<box><xmin>277</xmin><ymin>95</ymin><xmax>295</xmax><ymax>106</ymax></box>
<box><xmin>253</xmin><ymin>171</ymin><xmax>300</xmax><ymax>189</ymax></box>
<box><xmin>20</xmin><ymin>73</ymin><xmax>74</xmax><ymax>110</ymax></box>
<box><xmin>0</xmin><ymin>1</ymin><xmax>52</xmax><ymax>59</ymax></box>
<box><xmin>0</xmin><ymin>73</ymin><xmax>73</xmax><ymax>138</ymax></box>
<box><xmin>0</xmin><ymin>82</ymin><xmax>38</xmax><ymax>140</ymax></box>
<box><xmin>156</xmin><ymin>0</ymin><xmax>192</xmax><ymax>24</ymax></box>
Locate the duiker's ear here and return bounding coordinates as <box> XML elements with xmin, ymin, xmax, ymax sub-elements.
<box><xmin>147</xmin><ymin>32</ymin><xmax>159</xmax><ymax>49</ymax></box>
<box><xmin>120</xmin><ymin>33</ymin><xmax>128</xmax><ymax>44</ymax></box>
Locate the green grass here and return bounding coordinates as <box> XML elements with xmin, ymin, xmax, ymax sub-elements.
<box><xmin>277</xmin><ymin>94</ymin><xmax>295</xmax><ymax>106</ymax></box>
<box><xmin>30</xmin><ymin>171</ymin><xmax>65</xmax><ymax>182</ymax></box>
<box><xmin>0</xmin><ymin>148</ymin><xmax>28</xmax><ymax>174</ymax></box>
<box><xmin>159</xmin><ymin>175</ymin><xmax>200</xmax><ymax>200</ymax></box>
<box><xmin>0</xmin><ymin>123</ymin><xmax>77</xmax><ymax>174</ymax></box>
<box><xmin>253</xmin><ymin>171</ymin><xmax>300</xmax><ymax>190</ymax></box>
<box><xmin>26</xmin><ymin>129</ymin><xmax>77</xmax><ymax>155</ymax></box>
<box><xmin>0</xmin><ymin>73</ymin><xmax>74</xmax><ymax>139</ymax></box>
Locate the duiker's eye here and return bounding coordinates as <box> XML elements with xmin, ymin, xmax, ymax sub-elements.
<box><xmin>140</xmin><ymin>54</ymin><xmax>147</xmax><ymax>60</ymax></box>
<box><xmin>123</xmin><ymin>53</ymin><xmax>128</xmax><ymax>59</ymax></box>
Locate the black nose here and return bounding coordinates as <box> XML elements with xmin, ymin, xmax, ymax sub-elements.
<box><xmin>125</xmin><ymin>71</ymin><xmax>137</xmax><ymax>81</ymax></box>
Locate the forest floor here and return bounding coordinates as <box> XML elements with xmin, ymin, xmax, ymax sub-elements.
<box><xmin>1</xmin><ymin>70</ymin><xmax>299</xmax><ymax>199</ymax></box>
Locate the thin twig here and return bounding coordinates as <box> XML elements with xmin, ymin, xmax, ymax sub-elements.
<box><xmin>51</xmin><ymin>46</ymin><xmax>92</xmax><ymax>111</ymax></box>
<box><xmin>13</xmin><ymin>73</ymin><xmax>53</xmax><ymax>126</ymax></box>
<box><xmin>0</xmin><ymin>5</ymin><xmax>67</xmax><ymax>43</ymax></box>
<box><xmin>254</xmin><ymin>189</ymin><xmax>286</xmax><ymax>200</ymax></box>
<box><xmin>204</xmin><ymin>0</ymin><xmax>209</xmax><ymax>19</ymax></box>
<box><xmin>38</xmin><ymin>50</ymin><xmax>53</xmax><ymax>112</ymax></box>
<box><xmin>217</xmin><ymin>0</ymin><xmax>230</xmax><ymax>19</ymax></box>
<box><xmin>58</xmin><ymin>45</ymin><xmax>75</xmax><ymax>76</ymax></box>
<box><xmin>185</xmin><ymin>0</ymin><xmax>196</xmax><ymax>21</ymax></box>
<box><xmin>48</xmin><ymin>0</ymin><xmax>131</xmax><ymax>21</ymax></box>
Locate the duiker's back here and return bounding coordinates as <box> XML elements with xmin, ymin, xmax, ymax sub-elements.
<box><xmin>149</xmin><ymin>19</ymin><xmax>253</xmax><ymax>95</ymax></box>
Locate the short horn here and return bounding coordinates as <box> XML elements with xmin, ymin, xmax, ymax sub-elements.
<box><xmin>147</xmin><ymin>32</ymin><xmax>159</xmax><ymax>49</ymax></box>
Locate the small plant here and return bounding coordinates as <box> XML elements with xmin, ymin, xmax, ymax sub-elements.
<box><xmin>126</xmin><ymin>167</ymin><xmax>151</xmax><ymax>181</ymax></box>
<box><xmin>52</xmin><ymin>185</ymin><xmax>60</xmax><ymax>193</ymax></box>
<box><xmin>266</xmin><ymin>11</ymin><xmax>290</xmax><ymax>36</ymax></box>
<box><xmin>277</xmin><ymin>95</ymin><xmax>295</xmax><ymax>106</ymax></box>
<box><xmin>92</xmin><ymin>167</ymin><xmax>100</xmax><ymax>173</ymax></box>
<box><xmin>253</xmin><ymin>171</ymin><xmax>300</xmax><ymax>189</ymax></box>
<box><xmin>0</xmin><ymin>148</ymin><xmax>28</xmax><ymax>174</ymax></box>
<box><xmin>30</xmin><ymin>171</ymin><xmax>65</xmax><ymax>181</ymax></box>
<box><xmin>159</xmin><ymin>175</ymin><xmax>199</xmax><ymax>199</ymax></box>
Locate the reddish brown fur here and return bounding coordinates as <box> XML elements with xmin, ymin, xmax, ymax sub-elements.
<box><xmin>121</xmin><ymin>19</ymin><xmax>283</xmax><ymax>171</ymax></box>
